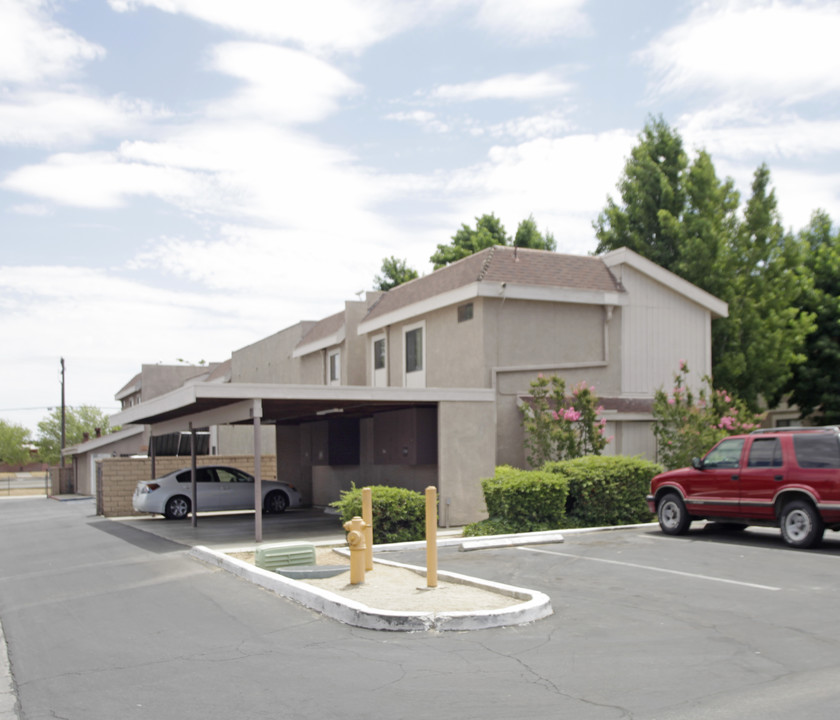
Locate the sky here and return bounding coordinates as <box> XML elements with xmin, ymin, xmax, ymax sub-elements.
<box><xmin>2</xmin><ymin>0</ymin><xmax>840</xmax><ymax>436</ymax></box>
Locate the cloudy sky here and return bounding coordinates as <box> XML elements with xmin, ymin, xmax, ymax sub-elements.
<box><xmin>2</xmin><ymin>0</ymin><xmax>840</xmax><ymax>434</ymax></box>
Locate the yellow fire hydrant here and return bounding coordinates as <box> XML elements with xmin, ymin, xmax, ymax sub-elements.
<box><xmin>343</xmin><ymin>515</ymin><xmax>367</xmax><ymax>585</ymax></box>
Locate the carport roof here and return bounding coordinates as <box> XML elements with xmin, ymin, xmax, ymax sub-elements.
<box><xmin>110</xmin><ymin>382</ymin><xmax>495</xmax><ymax>434</ymax></box>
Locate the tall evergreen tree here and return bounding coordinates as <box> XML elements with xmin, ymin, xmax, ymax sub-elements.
<box><xmin>788</xmin><ymin>211</ymin><xmax>840</xmax><ymax>422</ymax></box>
<box><xmin>594</xmin><ymin>115</ymin><xmax>688</xmax><ymax>271</ymax></box>
<box><xmin>711</xmin><ymin>165</ymin><xmax>814</xmax><ymax>409</ymax></box>
<box><xmin>594</xmin><ymin>118</ymin><xmax>814</xmax><ymax>410</ymax></box>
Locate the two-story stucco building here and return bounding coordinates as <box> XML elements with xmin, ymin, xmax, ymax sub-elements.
<box><xmin>110</xmin><ymin>245</ymin><xmax>727</xmax><ymax>526</ymax></box>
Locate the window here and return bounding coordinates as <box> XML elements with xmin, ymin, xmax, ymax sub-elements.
<box><xmin>458</xmin><ymin>303</ymin><xmax>474</xmax><ymax>322</ymax></box>
<box><xmin>374</xmin><ymin>338</ymin><xmax>386</xmax><ymax>370</ymax></box>
<box><xmin>703</xmin><ymin>438</ymin><xmax>745</xmax><ymax>469</ymax></box>
<box><xmin>748</xmin><ymin>438</ymin><xmax>783</xmax><ymax>467</ymax></box>
<box><xmin>405</xmin><ymin>327</ymin><xmax>423</xmax><ymax>373</ymax></box>
<box><xmin>794</xmin><ymin>435</ymin><xmax>840</xmax><ymax>468</ymax></box>
<box><xmin>328</xmin><ymin>350</ymin><xmax>340</xmax><ymax>385</ymax></box>
<box><xmin>403</xmin><ymin>322</ymin><xmax>426</xmax><ymax>388</ymax></box>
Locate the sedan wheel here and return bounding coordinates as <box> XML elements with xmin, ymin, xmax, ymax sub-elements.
<box><xmin>658</xmin><ymin>492</ymin><xmax>690</xmax><ymax>535</ymax></box>
<box><xmin>265</xmin><ymin>491</ymin><xmax>289</xmax><ymax>514</ymax></box>
<box><xmin>780</xmin><ymin>500</ymin><xmax>824</xmax><ymax>549</ymax></box>
<box><xmin>164</xmin><ymin>495</ymin><xmax>191</xmax><ymax>520</ymax></box>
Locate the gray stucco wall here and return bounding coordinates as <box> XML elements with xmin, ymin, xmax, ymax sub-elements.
<box><xmin>231</xmin><ymin>321</ymin><xmax>315</xmax><ymax>384</ymax></box>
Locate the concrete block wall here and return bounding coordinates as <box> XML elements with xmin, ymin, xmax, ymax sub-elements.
<box><xmin>98</xmin><ymin>455</ymin><xmax>277</xmax><ymax>517</ymax></box>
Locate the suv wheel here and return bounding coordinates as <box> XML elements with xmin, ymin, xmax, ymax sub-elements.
<box><xmin>780</xmin><ymin>500</ymin><xmax>824</xmax><ymax>549</ymax></box>
<box><xmin>658</xmin><ymin>492</ymin><xmax>690</xmax><ymax>535</ymax></box>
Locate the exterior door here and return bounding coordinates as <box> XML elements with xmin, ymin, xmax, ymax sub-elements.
<box><xmin>683</xmin><ymin>437</ymin><xmax>745</xmax><ymax>516</ymax></box>
<box><xmin>738</xmin><ymin>436</ymin><xmax>785</xmax><ymax>519</ymax></box>
<box><xmin>214</xmin><ymin>467</ymin><xmax>254</xmax><ymax>510</ymax></box>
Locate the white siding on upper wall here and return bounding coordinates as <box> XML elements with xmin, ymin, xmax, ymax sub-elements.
<box><xmin>619</xmin><ymin>265</ymin><xmax>712</xmax><ymax>396</ymax></box>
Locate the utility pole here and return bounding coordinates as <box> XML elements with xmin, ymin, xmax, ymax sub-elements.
<box><xmin>60</xmin><ymin>357</ymin><xmax>66</xmax><ymax>469</ymax></box>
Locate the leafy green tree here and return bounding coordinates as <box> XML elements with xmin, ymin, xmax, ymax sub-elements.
<box><xmin>514</xmin><ymin>214</ymin><xmax>556</xmax><ymax>251</ymax></box>
<box><xmin>788</xmin><ymin>211</ymin><xmax>840</xmax><ymax>422</ymax></box>
<box><xmin>373</xmin><ymin>256</ymin><xmax>418</xmax><ymax>290</ymax></box>
<box><xmin>653</xmin><ymin>362</ymin><xmax>760</xmax><ymax>470</ymax></box>
<box><xmin>431</xmin><ymin>213</ymin><xmax>509</xmax><ymax>269</ymax></box>
<box><xmin>431</xmin><ymin>212</ymin><xmax>557</xmax><ymax>269</ymax></box>
<box><xmin>36</xmin><ymin>406</ymin><xmax>114</xmax><ymax>465</ymax></box>
<box><xmin>0</xmin><ymin>420</ymin><xmax>33</xmax><ymax>467</ymax></box>
<box><xmin>520</xmin><ymin>374</ymin><xmax>608</xmax><ymax>467</ymax></box>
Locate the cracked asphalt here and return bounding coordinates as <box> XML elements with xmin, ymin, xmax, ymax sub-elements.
<box><xmin>3</xmin><ymin>497</ymin><xmax>840</xmax><ymax>719</ymax></box>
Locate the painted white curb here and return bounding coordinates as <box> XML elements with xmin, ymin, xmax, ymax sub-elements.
<box><xmin>190</xmin><ymin>546</ymin><xmax>552</xmax><ymax>632</ymax></box>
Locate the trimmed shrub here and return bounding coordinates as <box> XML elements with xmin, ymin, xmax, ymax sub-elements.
<box><xmin>330</xmin><ymin>485</ymin><xmax>428</xmax><ymax>545</ymax></box>
<box><xmin>544</xmin><ymin>455</ymin><xmax>661</xmax><ymax>527</ymax></box>
<box><xmin>467</xmin><ymin>465</ymin><xmax>569</xmax><ymax>536</ymax></box>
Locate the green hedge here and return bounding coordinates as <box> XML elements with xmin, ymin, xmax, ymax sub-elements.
<box><xmin>543</xmin><ymin>455</ymin><xmax>660</xmax><ymax>527</ymax></box>
<box><xmin>330</xmin><ymin>485</ymin><xmax>428</xmax><ymax>545</ymax></box>
<box><xmin>465</xmin><ymin>465</ymin><xmax>569</xmax><ymax>536</ymax></box>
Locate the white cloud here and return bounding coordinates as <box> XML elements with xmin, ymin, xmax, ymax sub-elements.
<box><xmin>207</xmin><ymin>43</ymin><xmax>360</xmax><ymax>123</ymax></box>
<box><xmin>431</xmin><ymin>71</ymin><xmax>574</xmax><ymax>102</ymax></box>
<box><xmin>385</xmin><ymin>110</ymin><xmax>450</xmax><ymax>133</ymax></box>
<box><xmin>473</xmin><ymin>0</ymin><xmax>589</xmax><ymax>39</ymax></box>
<box><xmin>108</xmin><ymin>0</ymin><xmax>433</xmax><ymax>55</ymax></box>
<box><xmin>0</xmin><ymin>89</ymin><xmax>169</xmax><ymax>146</ymax></box>
<box><xmin>0</xmin><ymin>0</ymin><xmax>104</xmax><ymax>83</ymax></box>
<box><xmin>443</xmin><ymin>129</ymin><xmax>636</xmax><ymax>253</ymax></box>
<box><xmin>9</xmin><ymin>202</ymin><xmax>51</xmax><ymax>216</ymax></box>
<box><xmin>2</xmin><ymin>151</ymin><xmax>211</xmax><ymax>208</ymax></box>
<box><xmin>481</xmin><ymin>109</ymin><xmax>574</xmax><ymax>140</ymax></box>
<box><xmin>640</xmin><ymin>0</ymin><xmax>840</xmax><ymax>103</ymax></box>
<box><xmin>680</xmin><ymin>106</ymin><xmax>840</xmax><ymax>161</ymax></box>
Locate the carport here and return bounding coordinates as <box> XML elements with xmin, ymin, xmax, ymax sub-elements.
<box><xmin>111</xmin><ymin>383</ymin><xmax>497</xmax><ymax>542</ymax></box>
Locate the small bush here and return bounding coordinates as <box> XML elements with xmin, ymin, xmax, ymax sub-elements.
<box><xmin>330</xmin><ymin>485</ymin><xmax>428</xmax><ymax>545</ymax></box>
<box><xmin>463</xmin><ymin>517</ymin><xmax>522</xmax><ymax>537</ymax></box>
<box><xmin>473</xmin><ymin>465</ymin><xmax>569</xmax><ymax>535</ymax></box>
<box><xmin>544</xmin><ymin>455</ymin><xmax>660</xmax><ymax>527</ymax></box>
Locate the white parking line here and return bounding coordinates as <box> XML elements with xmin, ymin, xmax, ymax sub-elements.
<box><xmin>519</xmin><ymin>547</ymin><xmax>781</xmax><ymax>591</ymax></box>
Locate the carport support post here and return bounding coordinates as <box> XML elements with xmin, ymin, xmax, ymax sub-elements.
<box><xmin>254</xmin><ymin>412</ymin><xmax>262</xmax><ymax>543</ymax></box>
<box><xmin>149</xmin><ymin>431</ymin><xmax>156</xmax><ymax>479</ymax></box>
<box><xmin>190</xmin><ymin>425</ymin><xmax>198</xmax><ymax>527</ymax></box>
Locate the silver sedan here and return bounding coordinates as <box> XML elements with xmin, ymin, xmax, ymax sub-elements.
<box><xmin>132</xmin><ymin>465</ymin><xmax>302</xmax><ymax>519</ymax></box>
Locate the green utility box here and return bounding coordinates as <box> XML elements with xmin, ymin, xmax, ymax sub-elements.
<box><xmin>255</xmin><ymin>543</ymin><xmax>316</xmax><ymax>572</ymax></box>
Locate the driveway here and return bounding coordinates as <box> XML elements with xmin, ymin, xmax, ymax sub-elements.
<box><xmin>3</xmin><ymin>497</ymin><xmax>840</xmax><ymax>719</ymax></box>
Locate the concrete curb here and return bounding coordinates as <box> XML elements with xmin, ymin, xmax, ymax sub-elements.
<box><xmin>0</xmin><ymin>617</ymin><xmax>17</xmax><ymax>720</ymax></box>
<box><xmin>189</xmin><ymin>545</ymin><xmax>553</xmax><ymax>632</ymax></box>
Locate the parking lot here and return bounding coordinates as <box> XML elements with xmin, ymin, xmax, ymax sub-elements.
<box><xmin>4</xmin><ymin>498</ymin><xmax>840</xmax><ymax>719</ymax></box>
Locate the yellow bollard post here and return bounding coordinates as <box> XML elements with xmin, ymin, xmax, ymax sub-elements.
<box><xmin>343</xmin><ymin>516</ymin><xmax>367</xmax><ymax>585</ymax></box>
<box><xmin>361</xmin><ymin>486</ymin><xmax>373</xmax><ymax>572</ymax></box>
<box><xmin>426</xmin><ymin>486</ymin><xmax>438</xmax><ymax>588</ymax></box>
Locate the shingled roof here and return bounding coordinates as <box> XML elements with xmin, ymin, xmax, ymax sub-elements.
<box><xmin>362</xmin><ymin>245</ymin><xmax>624</xmax><ymax>324</ymax></box>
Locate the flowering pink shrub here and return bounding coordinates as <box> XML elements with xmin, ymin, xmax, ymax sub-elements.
<box><xmin>521</xmin><ymin>375</ymin><xmax>609</xmax><ymax>467</ymax></box>
<box><xmin>653</xmin><ymin>363</ymin><xmax>761</xmax><ymax>470</ymax></box>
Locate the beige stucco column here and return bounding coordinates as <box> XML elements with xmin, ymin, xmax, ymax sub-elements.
<box><xmin>437</xmin><ymin>401</ymin><xmax>497</xmax><ymax>527</ymax></box>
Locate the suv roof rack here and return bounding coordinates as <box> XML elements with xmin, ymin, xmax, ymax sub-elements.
<box><xmin>750</xmin><ymin>425</ymin><xmax>840</xmax><ymax>435</ymax></box>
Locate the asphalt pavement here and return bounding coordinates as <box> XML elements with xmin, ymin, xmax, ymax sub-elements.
<box><xmin>4</xmin><ymin>496</ymin><xmax>840</xmax><ymax>719</ymax></box>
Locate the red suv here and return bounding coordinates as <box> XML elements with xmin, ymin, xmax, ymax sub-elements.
<box><xmin>647</xmin><ymin>427</ymin><xmax>840</xmax><ymax>548</ymax></box>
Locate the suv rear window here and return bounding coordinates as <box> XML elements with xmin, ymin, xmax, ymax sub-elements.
<box><xmin>793</xmin><ymin>434</ymin><xmax>840</xmax><ymax>468</ymax></box>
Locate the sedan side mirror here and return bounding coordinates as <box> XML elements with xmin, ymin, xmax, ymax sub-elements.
<box><xmin>691</xmin><ymin>457</ymin><xmax>704</xmax><ymax>470</ymax></box>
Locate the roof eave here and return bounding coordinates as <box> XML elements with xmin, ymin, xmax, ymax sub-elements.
<box><xmin>601</xmin><ymin>247</ymin><xmax>729</xmax><ymax>319</ymax></box>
